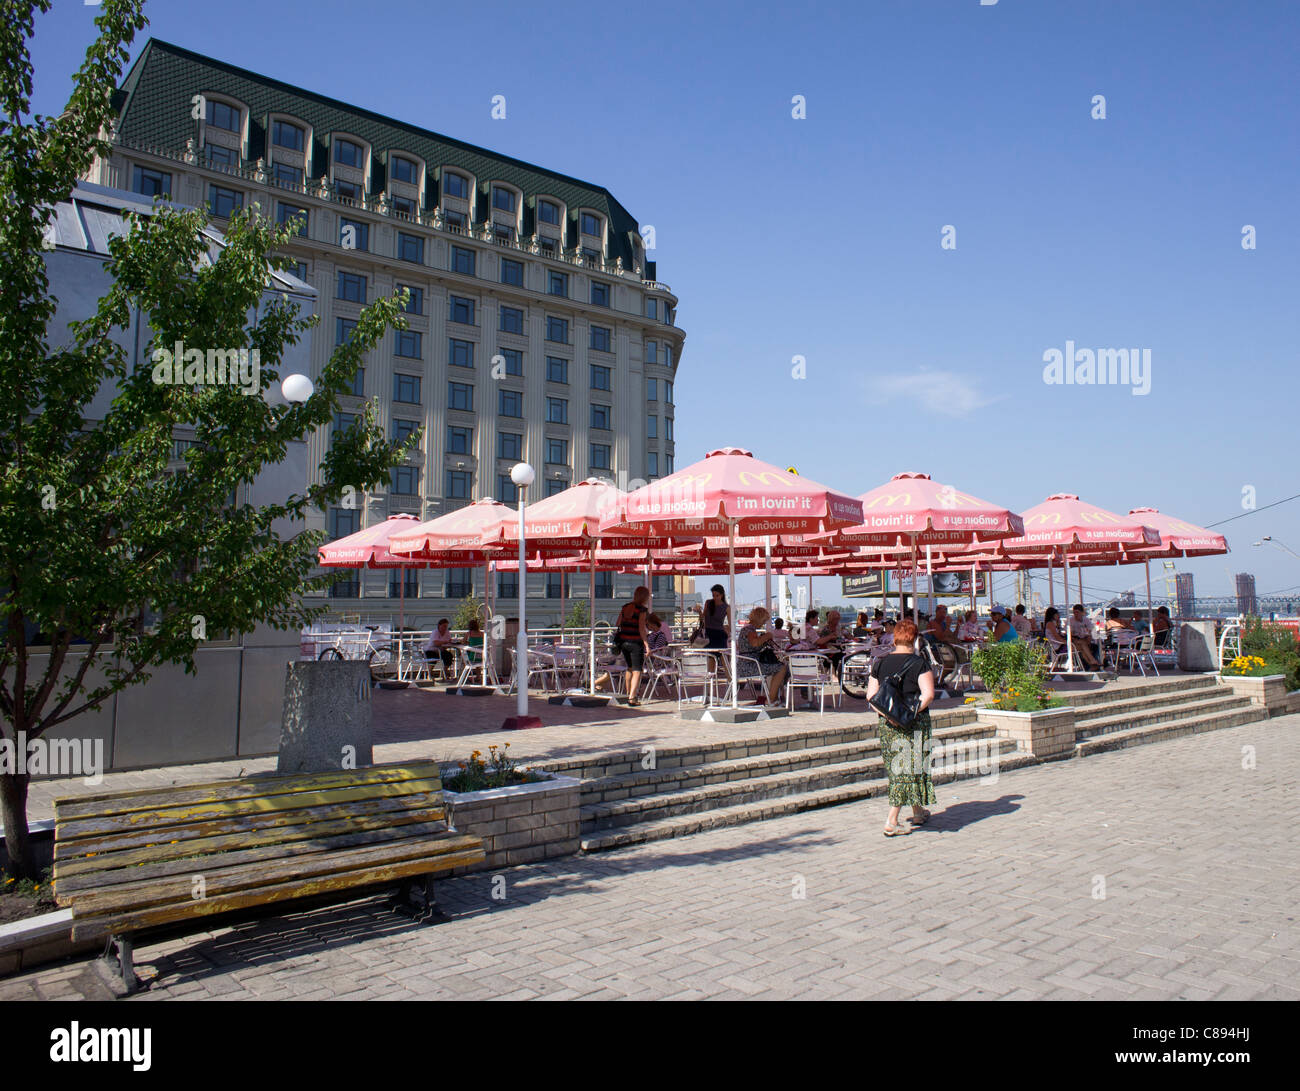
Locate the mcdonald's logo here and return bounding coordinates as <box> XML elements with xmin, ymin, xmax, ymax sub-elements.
<box><xmin>1025</xmin><ymin>512</ymin><xmax>1062</xmax><ymax>525</ymax></box>
<box><xmin>737</xmin><ymin>470</ymin><xmax>793</xmax><ymax>487</ymax></box>
<box><xmin>670</xmin><ymin>472</ymin><xmax>712</xmax><ymax>488</ymax></box>
<box><xmin>865</xmin><ymin>493</ymin><xmax>912</xmax><ymax>508</ymax></box>
<box><xmin>1079</xmin><ymin>511</ymin><xmax>1121</xmax><ymax>524</ymax></box>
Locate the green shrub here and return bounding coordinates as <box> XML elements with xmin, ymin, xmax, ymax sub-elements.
<box><xmin>971</xmin><ymin>640</ymin><xmax>1060</xmax><ymax>711</ymax></box>
<box><xmin>442</xmin><ymin>743</ymin><xmax>548</xmax><ymax>793</ymax></box>
<box><xmin>1239</xmin><ymin>616</ymin><xmax>1300</xmax><ymax>689</ymax></box>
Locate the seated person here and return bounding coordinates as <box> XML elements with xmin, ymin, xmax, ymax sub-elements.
<box><xmin>738</xmin><ymin>606</ymin><xmax>788</xmax><ymax>706</ymax></box>
<box><xmin>814</xmin><ymin>609</ymin><xmax>846</xmax><ymax>674</ymax></box>
<box><xmin>463</xmin><ymin>618</ymin><xmax>485</xmax><ymax>661</ymax></box>
<box><xmin>853</xmin><ymin>612</ymin><xmax>872</xmax><ymax>639</ymax></box>
<box><xmin>1011</xmin><ymin>604</ymin><xmax>1033</xmax><ymax>637</ymax></box>
<box><xmin>770</xmin><ymin>617</ymin><xmax>791</xmax><ymax>648</ymax></box>
<box><xmin>1067</xmin><ymin>605</ymin><xmax>1101</xmax><ymax>668</ymax></box>
<box><xmin>1152</xmin><ymin>606</ymin><xmax>1173</xmax><ymax>647</ymax></box>
<box><xmin>956</xmin><ymin>610</ymin><xmax>983</xmax><ymax>642</ymax></box>
<box><xmin>989</xmin><ymin>606</ymin><xmax>1019</xmax><ymax>643</ymax></box>
<box><xmin>646</xmin><ymin>612</ymin><xmax>671</xmax><ymax>655</ymax></box>
<box><xmin>928</xmin><ymin>605</ymin><xmax>960</xmax><ymax>645</ymax></box>
<box><xmin>877</xmin><ymin>619</ymin><xmax>896</xmax><ymax>648</ymax></box>
<box><xmin>1042</xmin><ymin>607</ymin><xmax>1068</xmax><ymax>655</ymax></box>
<box><xmin>423</xmin><ymin>618</ymin><xmax>456</xmax><ymax>674</ymax></box>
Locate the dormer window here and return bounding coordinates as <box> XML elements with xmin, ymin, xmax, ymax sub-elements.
<box><xmin>580</xmin><ymin>212</ymin><xmax>602</xmax><ymax>236</ymax></box>
<box><xmin>391</xmin><ymin>156</ymin><xmax>417</xmax><ymax>184</ymax></box>
<box><xmin>334</xmin><ymin>138</ymin><xmax>364</xmax><ymax>168</ymax></box>
<box><xmin>538</xmin><ymin>200</ymin><xmax>561</xmax><ymax>226</ymax></box>
<box><xmin>271</xmin><ymin>120</ymin><xmax>305</xmax><ymax>152</ymax></box>
<box><xmin>206</xmin><ymin>100</ymin><xmax>240</xmax><ymax>132</ymax></box>
<box><xmin>444</xmin><ymin>172</ymin><xmax>468</xmax><ymax>199</ymax></box>
<box><xmin>492</xmin><ymin>185</ymin><xmax>516</xmax><ymax>213</ymax></box>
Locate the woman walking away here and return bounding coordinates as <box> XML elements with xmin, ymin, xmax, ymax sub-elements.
<box><xmin>866</xmin><ymin>618</ymin><xmax>937</xmax><ymax>837</ymax></box>
<box><xmin>616</xmin><ymin>586</ymin><xmax>652</xmax><ymax>706</ymax></box>
<box><xmin>702</xmin><ymin>584</ymin><xmax>730</xmax><ymax>649</ymax></box>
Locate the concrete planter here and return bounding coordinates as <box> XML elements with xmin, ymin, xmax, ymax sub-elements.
<box><xmin>1218</xmin><ymin>674</ymin><xmax>1300</xmax><ymax>717</ymax></box>
<box><xmin>442</xmin><ymin>773</ymin><xmax>582</xmax><ymax>872</ymax></box>
<box><xmin>976</xmin><ymin>705</ymin><xmax>1076</xmax><ymax>759</ymax></box>
<box><xmin>0</xmin><ymin>909</ymin><xmax>98</xmax><ymax>977</ymax></box>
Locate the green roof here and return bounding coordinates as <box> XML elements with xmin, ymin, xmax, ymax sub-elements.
<box><xmin>113</xmin><ymin>39</ymin><xmax>644</xmax><ymax>267</ymax></box>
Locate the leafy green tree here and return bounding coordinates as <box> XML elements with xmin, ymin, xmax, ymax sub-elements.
<box><xmin>563</xmin><ymin>598</ymin><xmax>590</xmax><ymax>629</ymax></box>
<box><xmin>451</xmin><ymin>596</ymin><xmax>485</xmax><ymax>632</ymax></box>
<box><xmin>0</xmin><ymin>1</ymin><xmax>410</xmax><ymax>877</ymax></box>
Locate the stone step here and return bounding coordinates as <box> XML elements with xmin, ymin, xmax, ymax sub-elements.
<box><xmin>579</xmin><ymin>751</ymin><xmax>1038</xmax><ymax>852</ymax></box>
<box><xmin>1055</xmin><ymin>673</ymin><xmax>1217</xmax><ymax>710</ymax></box>
<box><xmin>1074</xmin><ymin>690</ymin><xmax>1254</xmax><ymax>729</ymax></box>
<box><xmin>1074</xmin><ymin>695</ymin><xmax>1255</xmax><ymax>740</ymax></box>
<box><xmin>578</xmin><ymin>720</ymin><xmax>1003</xmax><ymax>805</ymax></box>
<box><xmin>1074</xmin><ymin>705</ymin><xmax>1264</xmax><ymax>757</ymax></box>
<box><xmin>531</xmin><ymin>706</ymin><xmax>978</xmax><ymax>781</ymax></box>
<box><xmin>581</xmin><ymin>737</ymin><xmax>1022</xmax><ymax>833</ymax></box>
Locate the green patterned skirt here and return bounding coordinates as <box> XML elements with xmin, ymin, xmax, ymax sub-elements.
<box><xmin>877</xmin><ymin>710</ymin><xmax>937</xmax><ymax>808</ymax></box>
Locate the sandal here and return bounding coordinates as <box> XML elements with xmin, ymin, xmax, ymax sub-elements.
<box><xmin>909</xmin><ymin>808</ymin><xmax>931</xmax><ymax>826</ymax></box>
<box><xmin>883</xmin><ymin>825</ymin><xmax>910</xmax><ymax>837</ymax></box>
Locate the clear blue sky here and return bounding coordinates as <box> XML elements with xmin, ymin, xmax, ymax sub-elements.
<box><xmin>29</xmin><ymin>0</ymin><xmax>1300</xmax><ymax>606</ymax></box>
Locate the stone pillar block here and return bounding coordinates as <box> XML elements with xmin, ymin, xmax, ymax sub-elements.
<box><xmin>276</xmin><ymin>660</ymin><xmax>372</xmax><ymax>774</ymax></box>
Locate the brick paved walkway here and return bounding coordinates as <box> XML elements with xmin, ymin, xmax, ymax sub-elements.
<box><xmin>5</xmin><ymin>713</ymin><xmax>1296</xmax><ymax>1001</ymax></box>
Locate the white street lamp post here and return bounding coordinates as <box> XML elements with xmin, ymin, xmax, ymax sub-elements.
<box><xmin>505</xmin><ymin>462</ymin><xmax>541</xmax><ymax>730</ymax></box>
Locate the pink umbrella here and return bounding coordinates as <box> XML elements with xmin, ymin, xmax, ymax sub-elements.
<box><xmin>317</xmin><ymin>513</ymin><xmax>425</xmax><ymax>655</ymax></box>
<box><xmin>600</xmin><ymin>448</ymin><xmax>863</xmax><ymax>712</ymax></box>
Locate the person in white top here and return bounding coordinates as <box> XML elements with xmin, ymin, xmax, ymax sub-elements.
<box><xmin>770</xmin><ymin>617</ymin><xmax>792</xmax><ymax>648</ymax></box>
<box><xmin>957</xmin><ymin>611</ymin><xmax>982</xmax><ymax>642</ymax></box>
<box><xmin>1010</xmin><ymin>604</ymin><xmax>1033</xmax><ymax>637</ymax></box>
<box><xmin>1068</xmin><ymin>604</ymin><xmax>1101</xmax><ymax>668</ymax></box>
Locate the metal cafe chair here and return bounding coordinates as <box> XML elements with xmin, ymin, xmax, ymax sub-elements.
<box><xmin>676</xmin><ymin>650</ymin><xmax>719</xmax><ymax>710</ymax></box>
<box><xmin>785</xmin><ymin>652</ymin><xmax>838</xmax><ymax>713</ymax></box>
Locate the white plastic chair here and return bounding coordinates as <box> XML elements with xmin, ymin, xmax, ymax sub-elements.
<box><xmin>677</xmin><ymin>650</ymin><xmax>718</xmax><ymax>709</ymax></box>
<box><xmin>1131</xmin><ymin>633</ymin><xmax>1159</xmax><ymax>677</ymax></box>
<box><xmin>786</xmin><ymin>653</ymin><xmax>838</xmax><ymax>713</ymax></box>
<box><xmin>643</xmin><ymin>652</ymin><xmax>679</xmax><ymax>701</ymax></box>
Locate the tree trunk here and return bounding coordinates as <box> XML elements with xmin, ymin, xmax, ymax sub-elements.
<box><xmin>0</xmin><ymin>773</ymin><xmax>35</xmax><ymax>880</ymax></box>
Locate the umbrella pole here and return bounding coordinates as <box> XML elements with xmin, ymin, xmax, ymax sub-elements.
<box><xmin>1063</xmin><ymin>552</ymin><xmax>1075</xmax><ymax>674</ymax></box>
<box><xmin>1078</xmin><ymin>566</ymin><xmax>1084</xmax><ymax>605</ymax></box>
<box><xmin>730</xmin><ymin>521</ymin><xmax>739</xmax><ymax>709</ymax></box>
<box><xmin>483</xmin><ymin>560</ymin><xmax>491</xmax><ymax>687</ymax></box>
<box><xmin>1048</xmin><ymin>557</ymin><xmax>1054</xmax><ymax>609</ymax></box>
<box><xmin>970</xmin><ymin>564</ymin><xmax>977</xmax><ymax>618</ymax></box>
<box><xmin>764</xmin><ymin>538</ymin><xmax>772</xmax><ymax>619</ymax></box>
<box><xmin>589</xmin><ymin>547</ymin><xmax>597</xmax><ymax>696</ymax></box>
<box><xmin>560</xmin><ymin>569</ymin><xmax>566</xmax><ymax>643</ymax></box>
<box><xmin>925</xmin><ymin>544</ymin><xmax>934</xmax><ymax>618</ymax></box>
<box><xmin>910</xmin><ymin>537</ymin><xmax>918</xmax><ymax>625</ymax></box>
<box><xmin>1145</xmin><ymin>559</ymin><xmax>1154</xmax><ymax>635</ymax></box>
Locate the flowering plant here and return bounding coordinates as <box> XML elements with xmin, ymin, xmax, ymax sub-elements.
<box><xmin>442</xmin><ymin>743</ymin><xmax>549</xmax><ymax>793</ymax></box>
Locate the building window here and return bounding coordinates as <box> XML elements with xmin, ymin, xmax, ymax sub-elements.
<box><xmin>665</xmin><ymin>454</ymin><xmax>674</xmax><ymax>473</ymax></box>
<box><xmin>206</xmin><ymin>100</ymin><xmax>240</xmax><ymax>132</ymax></box>
<box><xmin>492</xmin><ymin>223</ymin><xmax>515</xmax><ymax>244</ymax></box>
<box><xmin>582</xmin><ymin>247</ymin><xmax>601</xmax><ymax>263</ymax></box>
<box><xmin>334</xmin><ymin>138</ymin><xmax>364</xmax><ymax>168</ymax></box>
<box><xmin>590</xmin><ymin>326</ymin><xmax>611</xmax><ymax>353</ymax></box>
<box><xmin>449</xmin><ymin>338</ymin><xmax>474</xmax><ymax>368</ymax></box>
<box><xmin>284</xmin><ymin>259</ymin><xmax>308</xmax><ymax>280</ymax></box>
<box><xmin>492</xmin><ymin>186</ymin><xmax>516</xmax><ymax>212</ymax></box>
<box><xmin>538</xmin><ymin>236</ymin><xmax>557</xmax><ymax>254</ymax></box>
<box><xmin>333</xmin><ymin>412</ymin><xmax>357</xmax><ymax>441</ymax></box>
<box><xmin>391</xmin><ymin>465</ymin><xmax>420</xmax><ymax>495</ymax></box>
<box><xmin>538</xmin><ymin>199</ymin><xmax>560</xmax><ymax>226</ymax></box>
<box><xmin>545</xmin><ymin>478</ymin><xmax>566</xmax><ymax>498</ymax></box>
<box><xmin>276</xmin><ymin>203</ymin><xmax>308</xmax><ymax>235</ymax></box>
<box><xmin>448</xmin><ymin>382</ymin><xmax>473</xmax><ymax>411</ymax></box>
<box><xmin>498</xmin><ymin>572</ymin><xmax>520</xmax><ymax>600</ymax></box>
<box><xmin>207</xmin><ymin>185</ymin><xmax>243</xmax><ymax>218</ymax></box>
<box><xmin>443</xmin><ymin>209</ymin><xmax>466</xmax><ymax>229</ymax></box>
<box><xmin>132</xmin><ymin>165</ymin><xmax>171</xmax><ymax>198</ymax></box>
<box><xmin>500</xmin><ymin>258</ymin><xmax>524</xmax><ymax>286</ymax></box>
<box><xmin>647</xmin><ymin>377</ymin><xmax>658</xmax><ymax>401</ymax></box>
<box><xmin>391</xmin><ymin>195</ymin><xmax>417</xmax><ymax>217</ymax></box>
<box><xmin>398</xmin><ymin>284</ymin><xmax>424</xmax><ymax>314</ymax></box>
<box><xmin>665</xmin><ymin>416</ymin><xmax>674</xmax><ymax>441</ymax></box>
<box><xmin>391</xmin><ymin>156</ymin><xmax>417</xmax><ymax>183</ymax></box>
<box><xmin>335</xmin><ymin>317</ymin><xmax>357</xmax><ymax>346</ymax></box>
<box><xmin>395</xmin><ymin>330</ymin><xmax>422</xmax><ymax>359</ymax></box>
<box><xmin>664</xmin><ymin>345</ymin><xmax>673</xmax><ymax>367</ymax></box>
<box><xmin>204</xmin><ymin>143</ymin><xmax>237</xmax><ymax>168</ymax></box>
<box><xmin>393</xmin><ymin>373</ymin><xmax>422</xmax><ymax>404</ymax></box>
<box><xmin>393</xmin><ymin>418</ymin><xmax>419</xmax><ymax>445</ymax></box>
<box><xmin>498</xmin><ymin>348</ymin><xmax>523</xmax><ymax>376</ymax></box>
<box><xmin>445</xmin><ymin>568</ymin><xmax>474</xmax><ymax>598</ymax></box>
<box><xmin>591</xmin><ymin>281</ymin><xmax>610</xmax><ymax>307</ymax></box>
<box><xmin>546</xmin><ymin>317</ymin><xmax>569</xmax><ymax>344</ymax></box>
<box><xmin>646</xmin><ymin>341</ymin><xmax>658</xmax><ymax>365</ymax></box>
<box><xmin>594</xmin><ymin>572</ymin><xmax>613</xmax><ymax>599</ymax></box>
<box><xmin>397</xmin><ymin>232</ymin><xmax>424</xmax><ymax>263</ymax></box>
<box><xmin>443</xmin><ymin>172</ymin><xmax>468</xmax><ymax>199</ymax></box>
<box><xmin>591</xmin><ymin>404</ymin><xmax>611</xmax><ymax>430</ymax></box>
<box><xmin>451</xmin><ymin>246</ymin><xmax>476</xmax><ymax>275</ymax></box>
<box><xmin>449</xmin><ymin>295</ymin><xmax>476</xmax><ymax>325</ymax></box>
<box><xmin>497</xmin><ymin>474</ymin><xmax>518</xmax><ymax>504</ymax></box>
<box><xmin>590</xmin><ymin>443</ymin><xmax>611</xmax><ymax>470</ymax></box>
<box><xmin>328</xmin><ymin>505</ymin><xmax>360</xmax><ymax>539</ymax></box>
<box><xmin>271</xmin><ymin>120</ymin><xmax>304</xmax><ymax>151</ymax></box>
<box><xmin>337</xmin><ymin>271</ymin><xmax>366</xmax><ymax>302</ymax></box>
<box><xmin>647</xmin><ymin>415</ymin><xmax>657</xmax><ymax>438</ymax></box>
<box><xmin>499</xmin><ymin>306</ymin><xmax>524</xmax><ymax>334</ymax></box>
<box><xmin>645</xmin><ymin>298</ymin><xmax>659</xmax><ymax>320</ymax></box>
<box><xmin>389</xmin><ymin>569</ymin><xmax>419</xmax><ymax>599</ymax></box>
<box><xmin>334</xmin><ymin>179</ymin><xmax>360</xmax><ymax>201</ymax></box>
<box><xmin>590</xmin><ymin>365</ymin><xmax>611</xmax><ymax>391</ymax></box>
<box><xmin>580</xmin><ymin>212</ymin><xmax>601</xmax><ymax>236</ymax></box>
<box><xmin>545</xmin><ymin>573</ymin><xmax>563</xmax><ymax>599</ymax></box>
<box><xmin>498</xmin><ymin>389</ymin><xmax>523</xmax><ymax>418</ymax></box>
<box><xmin>347</xmin><ymin>367</ymin><xmax>364</xmax><ymax>397</ymax></box>
<box><xmin>445</xmin><ymin>471</ymin><xmax>472</xmax><ymax>500</ymax></box>
<box><xmin>340</xmin><ymin>217</ymin><xmax>369</xmax><ymax>251</ymax></box>
<box><xmin>497</xmin><ymin>431</ymin><xmax>523</xmax><ymax>460</ymax></box>
<box><xmin>548</xmin><ymin>271</ymin><xmax>568</xmax><ymax>297</ymax></box>
<box><xmin>546</xmin><ymin>438</ymin><xmax>568</xmax><ymax>465</ymax></box>
<box><xmin>546</xmin><ymin>397</ymin><xmax>568</xmax><ymax>424</ymax></box>
<box><xmin>447</xmin><ymin>425</ymin><xmax>473</xmax><ymax>454</ymax></box>
<box><xmin>665</xmin><ymin>380</ymin><xmax>674</xmax><ymax>404</ymax></box>
<box><xmin>648</xmin><ymin>452</ymin><xmax>659</xmax><ymax>476</ymax></box>
<box><xmin>546</xmin><ymin>357</ymin><xmax>568</xmax><ymax>384</ymax></box>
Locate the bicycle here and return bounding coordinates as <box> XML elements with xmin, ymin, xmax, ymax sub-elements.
<box><xmin>316</xmin><ymin>624</ymin><xmax>395</xmax><ymax>682</ymax></box>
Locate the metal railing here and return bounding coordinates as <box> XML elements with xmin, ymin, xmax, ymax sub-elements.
<box><xmin>1217</xmin><ymin>615</ymin><xmax>1243</xmax><ymax>670</ymax></box>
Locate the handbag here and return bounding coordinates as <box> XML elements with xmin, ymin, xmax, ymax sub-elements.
<box><xmin>868</xmin><ymin>653</ymin><xmax>924</xmax><ymax>728</ymax></box>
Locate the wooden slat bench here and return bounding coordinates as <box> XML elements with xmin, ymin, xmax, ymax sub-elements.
<box><xmin>52</xmin><ymin>759</ymin><xmax>483</xmax><ymax>992</ymax></box>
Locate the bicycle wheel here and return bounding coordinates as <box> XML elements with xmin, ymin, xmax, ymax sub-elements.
<box><xmin>840</xmin><ymin>652</ymin><xmax>872</xmax><ymax>700</ymax></box>
<box><xmin>367</xmin><ymin>646</ymin><xmax>395</xmax><ymax>682</ymax></box>
<box><xmin>317</xmin><ymin>647</ymin><xmax>344</xmax><ymax>661</ymax></box>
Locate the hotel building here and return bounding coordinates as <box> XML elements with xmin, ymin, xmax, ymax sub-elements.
<box><xmin>86</xmin><ymin>39</ymin><xmax>685</xmax><ymax>626</ymax></box>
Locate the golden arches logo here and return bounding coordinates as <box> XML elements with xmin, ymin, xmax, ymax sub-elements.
<box><xmin>737</xmin><ymin>470</ymin><xmax>795</xmax><ymax>487</ymax></box>
<box><xmin>1079</xmin><ymin>511</ymin><xmax>1121</xmax><ymax>524</ymax></box>
<box><xmin>865</xmin><ymin>493</ymin><xmax>913</xmax><ymax>508</ymax></box>
<box><xmin>1025</xmin><ymin>512</ymin><xmax>1062</xmax><ymax>525</ymax></box>
<box><xmin>668</xmin><ymin>472</ymin><xmax>712</xmax><ymax>488</ymax></box>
